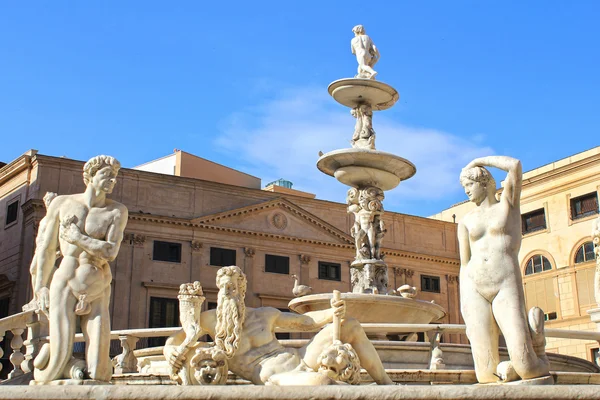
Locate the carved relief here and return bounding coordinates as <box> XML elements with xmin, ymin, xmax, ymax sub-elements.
<box><xmin>270</xmin><ymin>212</ymin><xmax>288</xmax><ymax>230</ymax></box>
<box><xmin>446</xmin><ymin>274</ymin><xmax>459</xmax><ymax>284</ymax></box>
<box><xmin>191</xmin><ymin>241</ymin><xmax>203</xmax><ymax>253</ymax></box>
<box><xmin>299</xmin><ymin>254</ymin><xmax>311</xmax><ymax>265</ymax></box>
<box><xmin>244</xmin><ymin>247</ymin><xmax>256</xmax><ymax>258</ymax></box>
<box><xmin>132</xmin><ymin>234</ymin><xmax>146</xmax><ymax>247</ymax></box>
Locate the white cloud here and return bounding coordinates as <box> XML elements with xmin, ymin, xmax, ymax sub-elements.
<box><xmin>214</xmin><ymin>86</ymin><xmax>494</xmax><ymax>215</ymax></box>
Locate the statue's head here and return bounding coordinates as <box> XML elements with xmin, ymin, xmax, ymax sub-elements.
<box><xmin>83</xmin><ymin>155</ymin><xmax>121</xmax><ymax>194</ymax></box>
<box><xmin>317</xmin><ymin>343</ymin><xmax>361</xmax><ymax>385</ymax></box>
<box><xmin>215</xmin><ymin>266</ymin><xmax>247</xmax><ymax>358</ymax></box>
<box><xmin>460</xmin><ymin>166</ymin><xmax>496</xmax><ymax>205</ymax></box>
<box><xmin>352</xmin><ymin>25</ymin><xmax>365</xmax><ymax>36</ymax></box>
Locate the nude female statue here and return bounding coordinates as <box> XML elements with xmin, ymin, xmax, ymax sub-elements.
<box><xmin>31</xmin><ymin>155</ymin><xmax>128</xmax><ymax>383</ymax></box>
<box><xmin>458</xmin><ymin>156</ymin><xmax>550</xmax><ymax>383</ymax></box>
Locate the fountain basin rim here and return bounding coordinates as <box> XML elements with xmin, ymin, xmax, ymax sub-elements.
<box><xmin>328</xmin><ymin>78</ymin><xmax>399</xmax><ymax>110</ymax></box>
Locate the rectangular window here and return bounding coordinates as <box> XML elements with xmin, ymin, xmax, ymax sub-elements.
<box><xmin>421</xmin><ymin>275</ymin><xmax>441</xmax><ymax>293</ymax></box>
<box><xmin>5</xmin><ymin>200</ymin><xmax>18</xmax><ymax>227</ymax></box>
<box><xmin>265</xmin><ymin>254</ymin><xmax>289</xmax><ymax>274</ymax></box>
<box><xmin>148</xmin><ymin>297</ymin><xmax>179</xmax><ymax>347</ymax></box>
<box><xmin>521</xmin><ymin>208</ymin><xmax>546</xmax><ymax>234</ymax></box>
<box><xmin>210</xmin><ymin>247</ymin><xmax>236</xmax><ymax>267</ymax></box>
<box><xmin>153</xmin><ymin>241</ymin><xmax>182</xmax><ymax>263</ymax></box>
<box><xmin>318</xmin><ymin>262</ymin><xmax>341</xmax><ymax>281</ymax></box>
<box><xmin>571</xmin><ymin>192</ymin><xmax>599</xmax><ymax>220</ymax></box>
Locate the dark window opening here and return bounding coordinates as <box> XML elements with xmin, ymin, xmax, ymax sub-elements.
<box><xmin>5</xmin><ymin>200</ymin><xmax>18</xmax><ymax>226</ymax></box>
<box><xmin>521</xmin><ymin>208</ymin><xmax>546</xmax><ymax>235</ymax></box>
<box><xmin>148</xmin><ymin>297</ymin><xmax>179</xmax><ymax>347</ymax></box>
<box><xmin>571</xmin><ymin>192</ymin><xmax>599</xmax><ymax>220</ymax></box>
<box><xmin>210</xmin><ymin>247</ymin><xmax>236</xmax><ymax>267</ymax></box>
<box><xmin>265</xmin><ymin>254</ymin><xmax>289</xmax><ymax>274</ymax></box>
<box><xmin>544</xmin><ymin>312</ymin><xmax>558</xmax><ymax>321</ymax></box>
<box><xmin>575</xmin><ymin>242</ymin><xmax>595</xmax><ymax>264</ymax></box>
<box><xmin>524</xmin><ymin>255</ymin><xmax>552</xmax><ymax>275</ymax></box>
<box><xmin>421</xmin><ymin>275</ymin><xmax>441</xmax><ymax>293</ymax></box>
<box><xmin>318</xmin><ymin>262</ymin><xmax>341</xmax><ymax>281</ymax></box>
<box><xmin>276</xmin><ymin>308</ymin><xmax>291</xmax><ymax>340</ymax></box>
<box><xmin>153</xmin><ymin>241</ymin><xmax>182</xmax><ymax>263</ymax></box>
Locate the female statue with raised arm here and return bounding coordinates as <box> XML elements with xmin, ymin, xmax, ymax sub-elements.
<box><xmin>458</xmin><ymin>156</ymin><xmax>551</xmax><ymax>384</ymax></box>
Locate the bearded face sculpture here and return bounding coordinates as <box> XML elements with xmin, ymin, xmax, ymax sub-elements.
<box><xmin>214</xmin><ymin>266</ymin><xmax>247</xmax><ymax>359</ymax></box>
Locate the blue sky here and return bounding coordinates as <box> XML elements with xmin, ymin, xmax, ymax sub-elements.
<box><xmin>1</xmin><ymin>2</ymin><xmax>599</xmax><ymax>217</ymax></box>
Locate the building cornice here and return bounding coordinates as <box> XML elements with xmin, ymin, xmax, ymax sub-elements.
<box><xmin>0</xmin><ymin>154</ymin><xmax>32</xmax><ymax>187</ymax></box>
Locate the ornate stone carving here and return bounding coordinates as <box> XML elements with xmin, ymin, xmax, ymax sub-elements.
<box><xmin>404</xmin><ymin>269</ymin><xmax>415</xmax><ymax>278</ymax></box>
<box><xmin>113</xmin><ymin>335</ymin><xmax>140</xmax><ymax>374</ymax></box>
<box><xmin>350</xmin><ymin>104</ymin><xmax>376</xmax><ymax>150</ymax></box>
<box><xmin>29</xmin><ymin>155</ymin><xmax>128</xmax><ymax>384</ymax></box>
<box><xmin>191</xmin><ymin>240</ymin><xmax>203</xmax><ymax>253</ymax></box>
<box><xmin>350</xmin><ymin>25</ymin><xmax>380</xmax><ymax>80</ymax></box>
<box><xmin>299</xmin><ymin>254</ymin><xmax>311</xmax><ymax>265</ymax></box>
<box><xmin>458</xmin><ymin>156</ymin><xmax>551</xmax><ymax>384</ymax></box>
<box><xmin>132</xmin><ymin>234</ymin><xmax>146</xmax><ymax>247</ymax></box>
<box><xmin>243</xmin><ymin>247</ymin><xmax>255</xmax><ymax>258</ymax></box>
<box><xmin>270</xmin><ymin>212</ymin><xmax>288</xmax><ymax>230</ymax></box>
<box><xmin>165</xmin><ymin>266</ymin><xmax>392</xmax><ymax>386</ymax></box>
<box><xmin>445</xmin><ymin>274</ymin><xmax>459</xmax><ymax>284</ymax></box>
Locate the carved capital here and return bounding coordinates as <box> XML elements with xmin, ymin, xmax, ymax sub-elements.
<box><xmin>132</xmin><ymin>234</ymin><xmax>146</xmax><ymax>247</ymax></box>
<box><xmin>446</xmin><ymin>274</ymin><xmax>459</xmax><ymax>284</ymax></box>
<box><xmin>191</xmin><ymin>240</ymin><xmax>203</xmax><ymax>252</ymax></box>
<box><xmin>393</xmin><ymin>267</ymin><xmax>404</xmax><ymax>277</ymax></box>
<box><xmin>299</xmin><ymin>254</ymin><xmax>311</xmax><ymax>265</ymax></box>
<box><xmin>244</xmin><ymin>247</ymin><xmax>255</xmax><ymax>258</ymax></box>
<box><xmin>404</xmin><ymin>269</ymin><xmax>415</xmax><ymax>278</ymax></box>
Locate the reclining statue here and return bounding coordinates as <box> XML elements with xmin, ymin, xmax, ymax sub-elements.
<box><xmin>458</xmin><ymin>156</ymin><xmax>551</xmax><ymax>384</ymax></box>
<box><xmin>164</xmin><ymin>266</ymin><xmax>393</xmax><ymax>385</ymax></box>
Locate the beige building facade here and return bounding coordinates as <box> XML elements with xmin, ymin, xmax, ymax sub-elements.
<box><xmin>431</xmin><ymin>146</ymin><xmax>600</xmax><ymax>363</ymax></box>
<box><xmin>0</xmin><ymin>150</ymin><xmax>462</xmax><ymax>349</ymax></box>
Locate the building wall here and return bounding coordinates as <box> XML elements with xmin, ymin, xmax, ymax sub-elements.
<box><xmin>0</xmin><ymin>153</ymin><xmax>462</xmax><ymax>344</ymax></box>
<box><xmin>133</xmin><ymin>153</ymin><xmax>177</xmax><ymax>176</ymax></box>
<box><xmin>429</xmin><ymin>146</ymin><xmax>600</xmax><ymax>362</ymax></box>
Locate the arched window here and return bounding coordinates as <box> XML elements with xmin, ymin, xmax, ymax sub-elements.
<box><xmin>524</xmin><ymin>255</ymin><xmax>552</xmax><ymax>276</ymax></box>
<box><xmin>574</xmin><ymin>242</ymin><xmax>595</xmax><ymax>264</ymax></box>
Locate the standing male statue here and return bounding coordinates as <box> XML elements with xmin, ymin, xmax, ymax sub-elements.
<box><xmin>165</xmin><ymin>266</ymin><xmax>393</xmax><ymax>385</ymax></box>
<box><xmin>457</xmin><ymin>156</ymin><xmax>551</xmax><ymax>384</ymax></box>
<box><xmin>31</xmin><ymin>155</ymin><xmax>128</xmax><ymax>383</ymax></box>
<box><xmin>351</xmin><ymin>25</ymin><xmax>380</xmax><ymax>80</ymax></box>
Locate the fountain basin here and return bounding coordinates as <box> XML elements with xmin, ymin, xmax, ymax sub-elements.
<box><xmin>288</xmin><ymin>293</ymin><xmax>445</xmax><ymax>324</ymax></box>
<box><xmin>317</xmin><ymin>148</ymin><xmax>416</xmax><ymax>190</ymax></box>
<box><xmin>328</xmin><ymin>78</ymin><xmax>399</xmax><ymax>110</ymax></box>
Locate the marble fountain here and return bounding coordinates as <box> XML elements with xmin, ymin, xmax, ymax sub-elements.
<box><xmin>1</xmin><ymin>24</ymin><xmax>600</xmax><ymax>400</ymax></box>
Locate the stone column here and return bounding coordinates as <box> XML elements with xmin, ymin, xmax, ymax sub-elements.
<box><xmin>128</xmin><ymin>234</ymin><xmax>147</xmax><ymax>328</ymax></box>
<box><xmin>445</xmin><ymin>274</ymin><xmax>460</xmax><ymax>344</ymax></box>
<box><xmin>299</xmin><ymin>254</ymin><xmax>311</xmax><ymax>286</ymax></box>
<box><xmin>244</xmin><ymin>247</ymin><xmax>258</xmax><ymax>307</ymax></box>
<box><xmin>404</xmin><ymin>269</ymin><xmax>415</xmax><ymax>286</ymax></box>
<box><xmin>190</xmin><ymin>240</ymin><xmax>203</xmax><ymax>283</ymax></box>
<box><xmin>21</xmin><ymin>310</ymin><xmax>48</xmax><ymax>374</ymax></box>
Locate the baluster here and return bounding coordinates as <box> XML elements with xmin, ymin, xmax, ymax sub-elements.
<box><xmin>0</xmin><ymin>331</ymin><xmax>5</xmax><ymax>376</ymax></box>
<box><xmin>428</xmin><ymin>330</ymin><xmax>445</xmax><ymax>370</ymax></box>
<box><xmin>21</xmin><ymin>310</ymin><xmax>49</xmax><ymax>374</ymax></box>
<box><xmin>8</xmin><ymin>328</ymin><xmax>25</xmax><ymax>379</ymax></box>
<box><xmin>113</xmin><ymin>335</ymin><xmax>139</xmax><ymax>374</ymax></box>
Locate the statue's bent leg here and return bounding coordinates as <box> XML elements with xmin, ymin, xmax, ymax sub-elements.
<box><xmin>300</xmin><ymin>318</ymin><xmax>393</xmax><ymax>384</ymax></box>
<box><xmin>81</xmin><ymin>287</ymin><xmax>112</xmax><ymax>381</ymax></box>
<box><xmin>492</xmin><ymin>288</ymin><xmax>550</xmax><ymax>380</ymax></box>
<box><xmin>33</xmin><ymin>283</ymin><xmax>77</xmax><ymax>382</ymax></box>
<box><xmin>461</xmin><ymin>282</ymin><xmax>499</xmax><ymax>383</ymax></box>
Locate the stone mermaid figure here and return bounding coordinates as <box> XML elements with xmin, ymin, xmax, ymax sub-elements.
<box><xmin>458</xmin><ymin>156</ymin><xmax>551</xmax><ymax>384</ymax></box>
<box><xmin>31</xmin><ymin>155</ymin><xmax>128</xmax><ymax>383</ymax></box>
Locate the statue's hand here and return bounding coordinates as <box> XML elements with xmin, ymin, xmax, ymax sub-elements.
<box><xmin>330</xmin><ymin>297</ymin><xmax>346</xmax><ymax>319</ymax></box>
<box><xmin>168</xmin><ymin>347</ymin><xmax>187</xmax><ymax>373</ymax></box>
<box><xmin>59</xmin><ymin>216</ymin><xmax>82</xmax><ymax>244</ymax></box>
<box><xmin>36</xmin><ymin>287</ymin><xmax>50</xmax><ymax>314</ymax></box>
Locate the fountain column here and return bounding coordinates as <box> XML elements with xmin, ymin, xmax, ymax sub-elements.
<box><xmin>317</xmin><ymin>25</ymin><xmax>416</xmax><ymax>294</ymax></box>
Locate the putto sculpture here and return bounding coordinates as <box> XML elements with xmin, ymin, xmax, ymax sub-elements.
<box><xmin>351</xmin><ymin>25</ymin><xmax>380</xmax><ymax>80</ymax></box>
<box><xmin>458</xmin><ymin>156</ymin><xmax>552</xmax><ymax>384</ymax></box>
<box><xmin>29</xmin><ymin>155</ymin><xmax>128</xmax><ymax>384</ymax></box>
<box><xmin>165</xmin><ymin>266</ymin><xmax>393</xmax><ymax>385</ymax></box>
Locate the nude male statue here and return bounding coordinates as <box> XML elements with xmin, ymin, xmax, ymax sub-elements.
<box><xmin>165</xmin><ymin>266</ymin><xmax>393</xmax><ymax>385</ymax></box>
<box><xmin>351</xmin><ymin>25</ymin><xmax>380</xmax><ymax>80</ymax></box>
<box><xmin>458</xmin><ymin>156</ymin><xmax>550</xmax><ymax>383</ymax></box>
<box><xmin>31</xmin><ymin>155</ymin><xmax>128</xmax><ymax>383</ymax></box>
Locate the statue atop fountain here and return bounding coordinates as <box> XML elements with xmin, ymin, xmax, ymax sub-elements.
<box><xmin>458</xmin><ymin>156</ymin><xmax>552</xmax><ymax>384</ymax></box>
<box><xmin>351</xmin><ymin>25</ymin><xmax>380</xmax><ymax>80</ymax></box>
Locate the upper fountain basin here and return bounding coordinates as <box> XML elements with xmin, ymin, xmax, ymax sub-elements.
<box><xmin>317</xmin><ymin>148</ymin><xmax>416</xmax><ymax>191</ymax></box>
<box><xmin>328</xmin><ymin>78</ymin><xmax>399</xmax><ymax>110</ymax></box>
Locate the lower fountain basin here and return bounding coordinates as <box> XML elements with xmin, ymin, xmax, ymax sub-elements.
<box><xmin>288</xmin><ymin>293</ymin><xmax>446</xmax><ymax>324</ymax></box>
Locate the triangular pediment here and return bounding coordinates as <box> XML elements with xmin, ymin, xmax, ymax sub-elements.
<box><xmin>191</xmin><ymin>198</ymin><xmax>353</xmax><ymax>245</ymax></box>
